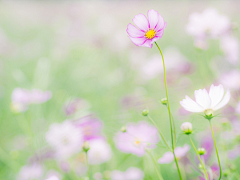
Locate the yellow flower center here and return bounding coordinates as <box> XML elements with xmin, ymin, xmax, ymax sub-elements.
<box><xmin>145</xmin><ymin>29</ymin><xmax>156</xmax><ymax>39</ymax></box>
<box><xmin>133</xmin><ymin>139</ymin><xmax>141</xmax><ymax>146</ymax></box>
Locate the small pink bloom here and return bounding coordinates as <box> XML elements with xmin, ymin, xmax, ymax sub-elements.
<box><xmin>114</xmin><ymin>121</ymin><xmax>159</xmax><ymax>156</ymax></box>
<box><xmin>126</xmin><ymin>10</ymin><xmax>167</xmax><ymax>48</ymax></box>
<box><xmin>158</xmin><ymin>144</ymin><xmax>190</xmax><ymax>164</ymax></box>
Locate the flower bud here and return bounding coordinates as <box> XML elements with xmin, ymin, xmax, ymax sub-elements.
<box><xmin>120</xmin><ymin>126</ymin><xmax>127</xmax><ymax>133</ymax></box>
<box><xmin>181</xmin><ymin>122</ymin><xmax>193</xmax><ymax>134</ymax></box>
<box><xmin>142</xmin><ymin>109</ymin><xmax>149</xmax><ymax>116</ymax></box>
<box><xmin>198</xmin><ymin>148</ymin><xmax>206</xmax><ymax>155</ymax></box>
<box><xmin>161</xmin><ymin>98</ymin><xmax>167</xmax><ymax>105</ymax></box>
<box><xmin>198</xmin><ymin>164</ymin><xmax>203</xmax><ymax>169</ymax></box>
<box><xmin>83</xmin><ymin>141</ymin><xmax>90</xmax><ymax>152</ymax></box>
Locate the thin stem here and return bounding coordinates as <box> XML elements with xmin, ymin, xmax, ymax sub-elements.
<box><xmin>189</xmin><ymin>136</ymin><xmax>209</xmax><ymax>180</ymax></box>
<box><xmin>155</xmin><ymin>42</ymin><xmax>182</xmax><ymax>180</ymax></box>
<box><xmin>147</xmin><ymin>150</ymin><xmax>164</xmax><ymax>180</ymax></box>
<box><xmin>147</xmin><ymin>115</ymin><xmax>172</xmax><ymax>151</ymax></box>
<box><xmin>170</xmin><ymin>113</ymin><xmax>176</xmax><ymax>148</ymax></box>
<box><xmin>209</xmin><ymin>121</ymin><xmax>222</xmax><ymax>180</ymax></box>
<box><xmin>86</xmin><ymin>152</ymin><xmax>90</xmax><ymax>179</ymax></box>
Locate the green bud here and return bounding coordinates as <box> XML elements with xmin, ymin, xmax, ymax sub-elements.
<box><xmin>223</xmin><ymin>169</ymin><xmax>230</xmax><ymax>177</ymax></box>
<box><xmin>161</xmin><ymin>98</ymin><xmax>168</xmax><ymax>105</ymax></box>
<box><xmin>198</xmin><ymin>148</ymin><xmax>206</xmax><ymax>155</ymax></box>
<box><xmin>120</xmin><ymin>126</ymin><xmax>127</xmax><ymax>133</ymax></box>
<box><xmin>83</xmin><ymin>141</ymin><xmax>90</xmax><ymax>152</ymax></box>
<box><xmin>198</xmin><ymin>164</ymin><xmax>203</xmax><ymax>169</ymax></box>
<box><xmin>142</xmin><ymin>109</ymin><xmax>149</xmax><ymax>116</ymax></box>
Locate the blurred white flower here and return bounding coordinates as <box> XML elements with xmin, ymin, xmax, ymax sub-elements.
<box><xmin>17</xmin><ymin>163</ymin><xmax>44</xmax><ymax>180</ymax></box>
<box><xmin>45</xmin><ymin>176</ymin><xmax>60</xmax><ymax>180</ymax></box>
<box><xmin>45</xmin><ymin>121</ymin><xmax>84</xmax><ymax>159</ymax></box>
<box><xmin>141</xmin><ymin>47</ymin><xmax>191</xmax><ymax>79</ymax></box>
<box><xmin>186</xmin><ymin>8</ymin><xmax>231</xmax><ymax>39</ymax></box>
<box><xmin>111</xmin><ymin>167</ymin><xmax>144</xmax><ymax>180</ymax></box>
<box><xmin>180</xmin><ymin>84</ymin><xmax>230</xmax><ymax>115</ymax></box>
<box><xmin>219</xmin><ymin>70</ymin><xmax>240</xmax><ymax>90</ymax></box>
<box><xmin>158</xmin><ymin>144</ymin><xmax>190</xmax><ymax>164</ymax></box>
<box><xmin>87</xmin><ymin>139</ymin><xmax>112</xmax><ymax>165</ymax></box>
<box><xmin>93</xmin><ymin>172</ymin><xmax>103</xmax><ymax>180</ymax></box>
<box><xmin>220</xmin><ymin>35</ymin><xmax>239</xmax><ymax>65</ymax></box>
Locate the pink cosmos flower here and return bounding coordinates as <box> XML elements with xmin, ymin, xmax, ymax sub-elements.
<box><xmin>219</xmin><ymin>70</ymin><xmax>240</xmax><ymax>90</ymax></box>
<box><xmin>111</xmin><ymin>167</ymin><xmax>144</xmax><ymax>180</ymax></box>
<box><xmin>158</xmin><ymin>144</ymin><xmax>190</xmax><ymax>164</ymax></box>
<box><xmin>74</xmin><ymin>115</ymin><xmax>103</xmax><ymax>141</ymax></box>
<box><xmin>126</xmin><ymin>9</ymin><xmax>167</xmax><ymax>48</ymax></box>
<box><xmin>114</xmin><ymin>121</ymin><xmax>159</xmax><ymax>156</ymax></box>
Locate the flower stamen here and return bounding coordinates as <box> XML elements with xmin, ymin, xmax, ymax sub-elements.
<box><xmin>145</xmin><ymin>29</ymin><xmax>156</xmax><ymax>39</ymax></box>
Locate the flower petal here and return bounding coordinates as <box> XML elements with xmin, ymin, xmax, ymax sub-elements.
<box><xmin>180</xmin><ymin>95</ymin><xmax>205</xmax><ymax>112</ymax></box>
<box><xmin>194</xmin><ymin>89</ymin><xmax>211</xmax><ymax>109</ymax></box>
<box><xmin>209</xmin><ymin>84</ymin><xmax>224</xmax><ymax>108</ymax></box>
<box><xmin>212</xmin><ymin>90</ymin><xmax>231</xmax><ymax>111</ymax></box>
<box><xmin>129</xmin><ymin>36</ymin><xmax>147</xmax><ymax>46</ymax></box>
<box><xmin>147</xmin><ymin>9</ymin><xmax>159</xmax><ymax>29</ymax></box>
<box><xmin>126</xmin><ymin>24</ymin><xmax>145</xmax><ymax>38</ymax></box>
<box><xmin>133</xmin><ymin>13</ymin><xmax>149</xmax><ymax>32</ymax></box>
<box><xmin>155</xmin><ymin>15</ymin><xmax>167</xmax><ymax>32</ymax></box>
<box><xmin>141</xmin><ymin>39</ymin><xmax>153</xmax><ymax>48</ymax></box>
<box><xmin>158</xmin><ymin>152</ymin><xmax>174</xmax><ymax>164</ymax></box>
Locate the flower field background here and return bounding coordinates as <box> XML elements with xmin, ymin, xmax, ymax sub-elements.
<box><xmin>0</xmin><ymin>1</ymin><xmax>240</xmax><ymax>180</ymax></box>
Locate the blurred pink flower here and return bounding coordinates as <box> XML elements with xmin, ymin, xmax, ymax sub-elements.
<box><xmin>45</xmin><ymin>176</ymin><xmax>59</xmax><ymax>180</ymax></box>
<box><xmin>74</xmin><ymin>115</ymin><xmax>103</xmax><ymax>141</ymax></box>
<box><xmin>220</xmin><ymin>35</ymin><xmax>239</xmax><ymax>65</ymax></box>
<box><xmin>11</xmin><ymin>88</ymin><xmax>52</xmax><ymax>112</ymax></box>
<box><xmin>219</xmin><ymin>70</ymin><xmax>240</xmax><ymax>90</ymax></box>
<box><xmin>126</xmin><ymin>9</ymin><xmax>167</xmax><ymax>48</ymax></box>
<box><xmin>63</xmin><ymin>98</ymin><xmax>90</xmax><ymax>116</ymax></box>
<box><xmin>87</xmin><ymin>139</ymin><xmax>112</xmax><ymax>165</ymax></box>
<box><xmin>186</xmin><ymin>8</ymin><xmax>231</xmax><ymax>39</ymax></box>
<box><xmin>235</xmin><ymin>102</ymin><xmax>240</xmax><ymax>114</ymax></box>
<box><xmin>114</xmin><ymin>121</ymin><xmax>159</xmax><ymax>156</ymax></box>
<box><xmin>111</xmin><ymin>167</ymin><xmax>144</xmax><ymax>180</ymax></box>
<box><xmin>158</xmin><ymin>144</ymin><xmax>190</xmax><ymax>164</ymax></box>
<box><xmin>45</xmin><ymin>120</ymin><xmax>84</xmax><ymax>159</ymax></box>
<box><xmin>17</xmin><ymin>163</ymin><xmax>44</xmax><ymax>180</ymax></box>
<box><xmin>180</xmin><ymin>84</ymin><xmax>230</xmax><ymax>114</ymax></box>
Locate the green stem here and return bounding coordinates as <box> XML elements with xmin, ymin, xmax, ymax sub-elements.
<box><xmin>155</xmin><ymin>42</ymin><xmax>182</xmax><ymax>180</ymax></box>
<box><xmin>147</xmin><ymin>150</ymin><xmax>164</xmax><ymax>180</ymax></box>
<box><xmin>189</xmin><ymin>136</ymin><xmax>209</xmax><ymax>180</ymax></box>
<box><xmin>147</xmin><ymin>115</ymin><xmax>172</xmax><ymax>151</ymax></box>
<box><xmin>86</xmin><ymin>152</ymin><xmax>90</xmax><ymax>179</ymax></box>
<box><xmin>170</xmin><ymin>113</ymin><xmax>176</xmax><ymax>148</ymax></box>
<box><xmin>209</xmin><ymin>121</ymin><xmax>222</xmax><ymax>180</ymax></box>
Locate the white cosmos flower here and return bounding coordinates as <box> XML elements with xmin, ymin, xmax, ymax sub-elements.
<box><xmin>180</xmin><ymin>84</ymin><xmax>230</xmax><ymax>115</ymax></box>
<box><xmin>45</xmin><ymin>120</ymin><xmax>84</xmax><ymax>159</ymax></box>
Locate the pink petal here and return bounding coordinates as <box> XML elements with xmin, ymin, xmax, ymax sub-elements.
<box><xmin>141</xmin><ymin>39</ymin><xmax>153</xmax><ymax>48</ymax></box>
<box><xmin>155</xmin><ymin>15</ymin><xmax>167</xmax><ymax>32</ymax></box>
<box><xmin>126</xmin><ymin>24</ymin><xmax>145</xmax><ymax>38</ymax></box>
<box><xmin>129</xmin><ymin>36</ymin><xmax>147</xmax><ymax>46</ymax></box>
<box><xmin>147</xmin><ymin>9</ymin><xmax>159</xmax><ymax>29</ymax></box>
<box><xmin>133</xmin><ymin>13</ymin><xmax>149</xmax><ymax>32</ymax></box>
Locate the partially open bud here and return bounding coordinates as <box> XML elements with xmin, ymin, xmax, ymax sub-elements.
<box><xmin>181</xmin><ymin>122</ymin><xmax>193</xmax><ymax>134</ymax></box>
<box><xmin>142</xmin><ymin>109</ymin><xmax>149</xmax><ymax>116</ymax></box>
<box><xmin>198</xmin><ymin>148</ymin><xmax>206</xmax><ymax>155</ymax></box>
<box><xmin>161</xmin><ymin>98</ymin><xmax>167</xmax><ymax>105</ymax></box>
<box><xmin>120</xmin><ymin>126</ymin><xmax>127</xmax><ymax>133</ymax></box>
<box><xmin>83</xmin><ymin>141</ymin><xmax>90</xmax><ymax>152</ymax></box>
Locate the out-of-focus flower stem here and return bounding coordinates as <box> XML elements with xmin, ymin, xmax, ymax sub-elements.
<box><xmin>155</xmin><ymin>42</ymin><xmax>182</xmax><ymax>180</ymax></box>
<box><xmin>189</xmin><ymin>136</ymin><xmax>209</xmax><ymax>180</ymax></box>
<box><xmin>209</xmin><ymin>121</ymin><xmax>222</xmax><ymax>180</ymax></box>
<box><xmin>147</xmin><ymin>115</ymin><xmax>172</xmax><ymax>151</ymax></box>
<box><xmin>147</xmin><ymin>150</ymin><xmax>164</xmax><ymax>180</ymax></box>
<box><xmin>86</xmin><ymin>152</ymin><xmax>90</xmax><ymax>179</ymax></box>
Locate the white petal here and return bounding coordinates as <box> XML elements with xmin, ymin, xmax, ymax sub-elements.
<box><xmin>212</xmin><ymin>90</ymin><xmax>231</xmax><ymax>111</ymax></box>
<box><xmin>194</xmin><ymin>89</ymin><xmax>211</xmax><ymax>109</ymax></box>
<box><xmin>209</xmin><ymin>84</ymin><xmax>224</xmax><ymax>108</ymax></box>
<box><xmin>180</xmin><ymin>95</ymin><xmax>205</xmax><ymax>112</ymax></box>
